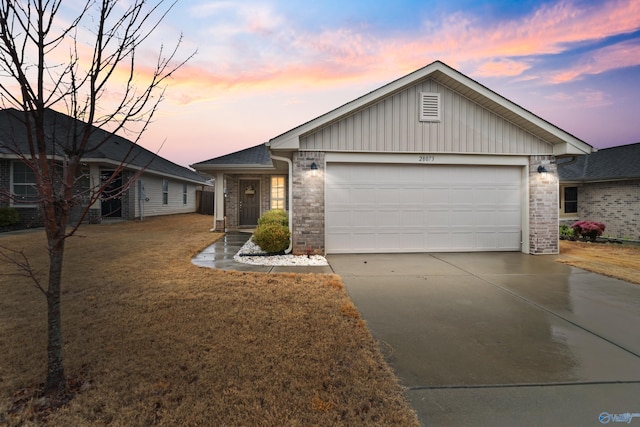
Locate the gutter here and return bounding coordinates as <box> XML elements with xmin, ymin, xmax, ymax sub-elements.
<box><xmin>269</xmin><ymin>154</ymin><xmax>293</xmax><ymax>254</ymax></box>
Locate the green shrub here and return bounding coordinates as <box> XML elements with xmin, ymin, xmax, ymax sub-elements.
<box><xmin>0</xmin><ymin>207</ymin><xmax>19</xmax><ymax>227</ymax></box>
<box><xmin>253</xmin><ymin>222</ymin><xmax>291</xmax><ymax>253</ymax></box>
<box><xmin>559</xmin><ymin>224</ymin><xmax>575</xmax><ymax>240</ymax></box>
<box><xmin>257</xmin><ymin>209</ymin><xmax>288</xmax><ymax>227</ymax></box>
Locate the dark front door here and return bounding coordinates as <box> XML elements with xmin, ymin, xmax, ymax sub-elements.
<box><xmin>101</xmin><ymin>171</ymin><xmax>122</xmax><ymax>218</ymax></box>
<box><xmin>239</xmin><ymin>179</ymin><xmax>259</xmax><ymax>226</ymax></box>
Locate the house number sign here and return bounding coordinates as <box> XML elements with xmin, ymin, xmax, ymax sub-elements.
<box><xmin>418</xmin><ymin>155</ymin><xmax>435</xmax><ymax>163</ymax></box>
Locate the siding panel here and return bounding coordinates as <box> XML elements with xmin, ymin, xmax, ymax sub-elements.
<box><xmin>135</xmin><ymin>174</ymin><xmax>196</xmax><ymax>218</ymax></box>
<box><xmin>300</xmin><ymin>78</ymin><xmax>553</xmax><ymax>155</ymax></box>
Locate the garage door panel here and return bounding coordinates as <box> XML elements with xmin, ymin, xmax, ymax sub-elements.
<box><xmin>326</xmin><ymin>163</ymin><xmax>522</xmax><ymax>253</ymax></box>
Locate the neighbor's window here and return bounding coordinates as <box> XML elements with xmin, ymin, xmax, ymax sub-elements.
<box><xmin>12</xmin><ymin>161</ymin><xmax>38</xmax><ymax>204</ymax></box>
<box><xmin>270</xmin><ymin>176</ymin><xmax>285</xmax><ymax>210</ymax></box>
<box><xmin>182</xmin><ymin>183</ymin><xmax>187</xmax><ymax>205</ymax></box>
<box><xmin>563</xmin><ymin>186</ymin><xmax>578</xmax><ymax>214</ymax></box>
<box><xmin>162</xmin><ymin>179</ymin><xmax>168</xmax><ymax>205</ymax></box>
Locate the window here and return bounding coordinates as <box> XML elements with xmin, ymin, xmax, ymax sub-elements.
<box><xmin>182</xmin><ymin>183</ymin><xmax>187</xmax><ymax>205</ymax></box>
<box><xmin>12</xmin><ymin>162</ymin><xmax>38</xmax><ymax>204</ymax></box>
<box><xmin>419</xmin><ymin>92</ymin><xmax>441</xmax><ymax>122</ymax></box>
<box><xmin>270</xmin><ymin>176</ymin><xmax>285</xmax><ymax>210</ymax></box>
<box><xmin>562</xmin><ymin>186</ymin><xmax>578</xmax><ymax>214</ymax></box>
<box><xmin>162</xmin><ymin>179</ymin><xmax>168</xmax><ymax>205</ymax></box>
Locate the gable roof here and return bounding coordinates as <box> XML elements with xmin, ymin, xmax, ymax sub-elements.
<box><xmin>0</xmin><ymin>108</ymin><xmax>206</xmax><ymax>184</ymax></box>
<box><xmin>558</xmin><ymin>142</ymin><xmax>640</xmax><ymax>182</ymax></box>
<box><xmin>268</xmin><ymin>60</ymin><xmax>592</xmax><ymax>156</ymax></box>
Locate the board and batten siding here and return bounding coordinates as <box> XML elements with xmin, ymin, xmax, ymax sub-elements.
<box><xmin>134</xmin><ymin>174</ymin><xmax>197</xmax><ymax>218</ymax></box>
<box><xmin>300</xmin><ymin>78</ymin><xmax>553</xmax><ymax>155</ymax></box>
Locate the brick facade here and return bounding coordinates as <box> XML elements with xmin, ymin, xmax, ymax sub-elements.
<box><xmin>574</xmin><ymin>180</ymin><xmax>640</xmax><ymax>240</ymax></box>
<box><xmin>529</xmin><ymin>155</ymin><xmax>558</xmax><ymax>254</ymax></box>
<box><xmin>225</xmin><ymin>176</ymin><xmax>239</xmax><ymax>227</ymax></box>
<box><xmin>291</xmin><ymin>151</ymin><xmax>325</xmax><ymax>255</ymax></box>
<box><xmin>0</xmin><ymin>159</ymin><xmax>10</xmax><ymax>206</ymax></box>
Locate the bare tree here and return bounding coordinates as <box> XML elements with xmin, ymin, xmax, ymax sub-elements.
<box><xmin>0</xmin><ymin>0</ymin><xmax>191</xmax><ymax>393</ymax></box>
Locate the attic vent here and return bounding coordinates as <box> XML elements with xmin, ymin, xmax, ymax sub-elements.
<box><xmin>419</xmin><ymin>92</ymin><xmax>441</xmax><ymax>122</ymax></box>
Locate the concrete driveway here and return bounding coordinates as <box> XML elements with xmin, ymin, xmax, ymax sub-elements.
<box><xmin>327</xmin><ymin>252</ymin><xmax>640</xmax><ymax>426</ymax></box>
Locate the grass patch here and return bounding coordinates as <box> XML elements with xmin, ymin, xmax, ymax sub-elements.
<box><xmin>0</xmin><ymin>214</ymin><xmax>417</xmax><ymax>426</ymax></box>
<box><xmin>558</xmin><ymin>240</ymin><xmax>640</xmax><ymax>285</ymax></box>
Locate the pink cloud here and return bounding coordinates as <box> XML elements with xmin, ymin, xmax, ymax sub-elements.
<box><xmin>146</xmin><ymin>0</ymin><xmax>640</xmax><ymax>108</ymax></box>
<box><xmin>549</xmin><ymin>39</ymin><xmax>640</xmax><ymax>83</ymax></box>
<box><xmin>546</xmin><ymin>89</ymin><xmax>611</xmax><ymax>107</ymax></box>
<box><xmin>474</xmin><ymin>59</ymin><xmax>532</xmax><ymax>77</ymax></box>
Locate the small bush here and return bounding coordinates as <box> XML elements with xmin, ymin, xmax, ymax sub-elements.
<box><xmin>257</xmin><ymin>209</ymin><xmax>288</xmax><ymax>227</ymax></box>
<box><xmin>572</xmin><ymin>220</ymin><xmax>606</xmax><ymax>242</ymax></box>
<box><xmin>253</xmin><ymin>222</ymin><xmax>290</xmax><ymax>253</ymax></box>
<box><xmin>0</xmin><ymin>207</ymin><xmax>20</xmax><ymax>227</ymax></box>
<box><xmin>559</xmin><ymin>224</ymin><xmax>576</xmax><ymax>240</ymax></box>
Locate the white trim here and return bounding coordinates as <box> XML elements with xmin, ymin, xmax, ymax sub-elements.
<box><xmin>325</xmin><ymin>152</ymin><xmax>529</xmax><ymax>166</ymax></box>
<box><xmin>521</xmin><ymin>165</ymin><xmax>530</xmax><ymax>254</ymax></box>
<box><xmin>213</xmin><ymin>172</ymin><xmax>224</xmax><ymax>231</ymax></box>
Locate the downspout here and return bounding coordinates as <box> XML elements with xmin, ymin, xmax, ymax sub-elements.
<box><xmin>270</xmin><ymin>154</ymin><xmax>293</xmax><ymax>254</ymax></box>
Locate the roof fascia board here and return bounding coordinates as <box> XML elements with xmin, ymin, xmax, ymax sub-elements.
<box><xmin>1</xmin><ymin>153</ymin><xmax>205</xmax><ymax>185</ymax></box>
<box><xmin>445</xmin><ymin>66</ymin><xmax>592</xmax><ymax>155</ymax></box>
<box><xmin>192</xmin><ymin>164</ymin><xmax>276</xmax><ymax>171</ymax></box>
<box><xmin>86</xmin><ymin>158</ymin><xmax>207</xmax><ymax>185</ymax></box>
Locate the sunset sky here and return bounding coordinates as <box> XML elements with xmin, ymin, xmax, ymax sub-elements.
<box><xmin>72</xmin><ymin>0</ymin><xmax>640</xmax><ymax>167</ymax></box>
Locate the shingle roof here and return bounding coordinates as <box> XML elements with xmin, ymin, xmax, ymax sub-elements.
<box><xmin>558</xmin><ymin>142</ymin><xmax>640</xmax><ymax>182</ymax></box>
<box><xmin>191</xmin><ymin>143</ymin><xmax>272</xmax><ymax>167</ymax></box>
<box><xmin>0</xmin><ymin>108</ymin><xmax>205</xmax><ymax>184</ymax></box>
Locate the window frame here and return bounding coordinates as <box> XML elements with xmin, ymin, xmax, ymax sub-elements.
<box><xmin>182</xmin><ymin>183</ymin><xmax>187</xmax><ymax>205</ymax></box>
<box><xmin>11</xmin><ymin>161</ymin><xmax>39</xmax><ymax>206</ymax></box>
<box><xmin>560</xmin><ymin>185</ymin><xmax>578</xmax><ymax>217</ymax></box>
<box><xmin>162</xmin><ymin>179</ymin><xmax>169</xmax><ymax>205</ymax></box>
<box><xmin>270</xmin><ymin>176</ymin><xmax>286</xmax><ymax>210</ymax></box>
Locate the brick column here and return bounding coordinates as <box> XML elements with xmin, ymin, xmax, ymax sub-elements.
<box><xmin>225</xmin><ymin>177</ymin><xmax>238</xmax><ymax>228</ymax></box>
<box><xmin>0</xmin><ymin>160</ymin><xmax>10</xmax><ymax>206</ymax></box>
<box><xmin>529</xmin><ymin>155</ymin><xmax>558</xmax><ymax>254</ymax></box>
<box><xmin>292</xmin><ymin>152</ymin><xmax>325</xmax><ymax>255</ymax></box>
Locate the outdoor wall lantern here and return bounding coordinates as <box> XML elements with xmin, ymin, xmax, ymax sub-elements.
<box><xmin>310</xmin><ymin>162</ymin><xmax>318</xmax><ymax>176</ymax></box>
<box><xmin>537</xmin><ymin>165</ymin><xmax>548</xmax><ymax>178</ymax></box>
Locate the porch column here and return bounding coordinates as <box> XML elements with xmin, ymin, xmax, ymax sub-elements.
<box><xmin>213</xmin><ymin>172</ymin><xmax>225</xmax><ymax>231</ymax></box>
<box><xmin>88</xmin><ymin>163</ymin><xmax>102</xmax><ymax>223</ymax></box>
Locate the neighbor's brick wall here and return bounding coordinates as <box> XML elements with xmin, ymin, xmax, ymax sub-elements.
<box><xmin>292</xmin><ymin>151</ymin><xmax>325</xmax><ymax>255</ymax></box>
<box><xmin>529</xmin><ymin>155</ymin><xmax>559</xmax><ymax>254</ymax></box>
<box><xmin>0</xmin><ymin>159</ymin><xmax>10</xmax><ymax>206</ymax></box>
<box><xmin>578</xmin><ymin>180</ymin><xmax>640</xmax><ymax>240</ymax></box>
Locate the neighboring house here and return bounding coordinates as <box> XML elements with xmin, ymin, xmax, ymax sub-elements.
<box><xmin>558</xmin><ymin>142</ymin><xmax>640</xmax><ymax>240</ymax></box>
<box><xmin>192</xmin><ymin>61</ymin><xmax>593</xmax><ymax>255</ymax></box>
<box><xmin>0</xmin><ymin>108</ymin><xmax>207</xmax><ymax>229</ymax></box>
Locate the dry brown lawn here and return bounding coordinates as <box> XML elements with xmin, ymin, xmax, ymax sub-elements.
<box><xmin>0</xmin><ymin>214</ymin><xmax>418</xmax><ymax>426</ymax></box>
<box><xmin>558</xmin><ymin>240</ymin><xmax>640</xmax><ymax>285</ymax></box>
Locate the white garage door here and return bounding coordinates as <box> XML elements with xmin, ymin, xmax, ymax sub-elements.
<box><xmin>326</xmin><ymin>163</ymin><xmax>522</xmax><ymax>253</ymax></box>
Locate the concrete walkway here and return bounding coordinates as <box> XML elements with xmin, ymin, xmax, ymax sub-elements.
<box><xmin>191</xmin><ymin>231</ymin><xmax>334</xmax><ymax>274</ymax></box>
<box><xmin>327</xmin><ymin>252</ymin><xmax>640</xmax><ymax>426</ymax></box>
